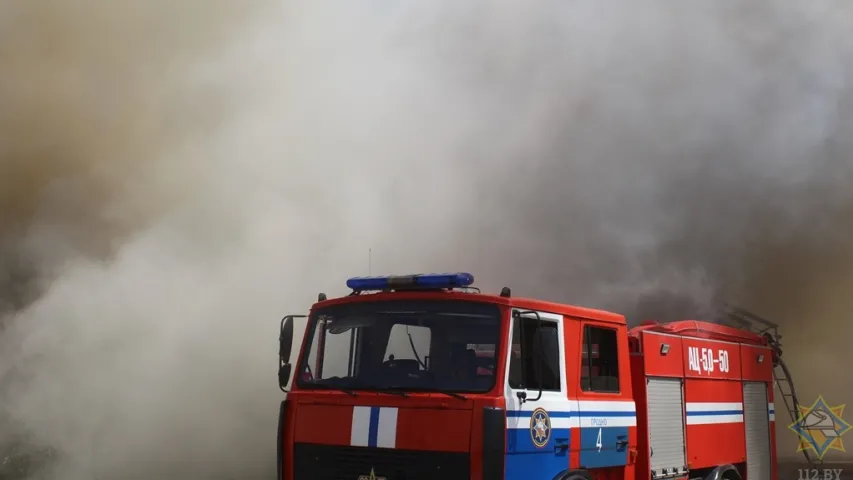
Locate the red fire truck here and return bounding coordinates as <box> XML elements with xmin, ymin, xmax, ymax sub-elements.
<box><xmin>276</xmin><ymin>272</ymin><xmax>795</xmax><ymax>480</ymax></box>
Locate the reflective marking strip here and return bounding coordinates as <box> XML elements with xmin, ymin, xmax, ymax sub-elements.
<box><xmin>376</xmin><ymin>407</ymin><xmax>398</xmax><ymax>448</ymax></box>
<box><xmin>505</xmin><ymin>401</ymin><xmax>637</xmax><ymax>428</ymax></box>
<box><xmin>687</xmin><ymin>402</ymin><xmax>743</xmax><ymax>412</ymax></box>
<box><xmin>685</xmin><ymin>402</ymin><xmax>743</xmax><ymax>425</ymax></box>
<box><xmin>578</xmin><ymin>400</ymin><xmax>637</xmax><ymax>427</ymax></box>
<box><xmin>579</xmin><ymin>400</ymin><xmax>636</xmax><ymax>411</ymax></box>
<box><xmin>579</xmin><ymin>415</ymin><xmax>637</xmax><ymax>427</ymax></box>
<box><xmin>367</xmin><ymin>407</ymin><xmax>380</xmax><ymax>446</ymax></box>
<box><xmin>351</xmin><ymin>406</ymin><xmax>372</xmax><ymax>446</ymax></box>
<box><xmin>351</xmin><ymin>406</ymin><xmax>398</xmax><ymax>448</ymax></box>
<box><xmin>506</xmin><ymin>410</ymin><xmax>575</xmax><ymax>429</ymax></box>
<box><xmin>686</xmin><ymin>413</ymin><xmax>744</xmax><ymax>425</ymax></box>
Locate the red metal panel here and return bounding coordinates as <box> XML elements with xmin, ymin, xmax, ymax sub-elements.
<box><xmin>684</xmin><ymin>377</ymin><xmax>744</xmax><ymax>404</ymax></box>
<box><xmin>630</xmin><ymin>354</ymin><xmax>650</xmax><ymax>480</ymax></box>
<box><xmin>595</xmin><ymin>465</ymin><xmax>636</xmax><ymax>480</ymax></box>
<box><xmin>470</xmin><ymin>403</ymin><xmax>483</xmax><ymax>480</ymax></box>
<box><xmin>564</xmin><ymin>316</ymin><xmax>583</xmax><ymax>470</ymax></box>
<box><xmin>681</xmin><ymin>337</ymin><xmax>742</xmax><ymax>380</ymax></box>
<box><xmin>570</xmin><ymin>422</ymin><xmax>582</xmax><ymax>470</ymax></box>
<box><xmin>293</xmin><ymin>404</ymin><xmax>354</xmax><ymax>446</ymax></box>
<box><xmin>291</xmin><ymin>393</ymin><xmax>482</xmax><ymax>452</ymax></box>
<box><xmin>283</xmin><ymin>400</ymin><xmax>296</xmax><ymax>480</ymax></box>
<box><xmin>625</xmin><ymin>426</ymin><xmax>638</xmax><ymax>480</ymax></box>
<box><xmin>396</xmin><ymin>408</ymin><xmax>472</xmax><ymax>452</ymax></box>
<box><xmin>740</xmin><ymin>344</ymin><xmax>773</xmax><ymax>382</ymax></box>
<box><xmin>641</xmin><ymin>332</ymin><xmax>685</xmax><ymax>377</ymax></box>
<box><xmin>564</xmin><ymin>317</ymin><xmax>583</xmax><ymax>400</ymax></box>
<box><xmin>684</xmin><ymin>378</ymin><xmax>746</xmax><ymax>469</ymax></box>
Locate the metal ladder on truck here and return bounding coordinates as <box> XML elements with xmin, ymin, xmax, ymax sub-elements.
<box><xmin>722</xmin><ymin>305</ymin><xmax>820</xmax><ymax>469</ymax></box>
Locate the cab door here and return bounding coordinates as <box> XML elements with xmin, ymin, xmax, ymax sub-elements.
<box><xmin>504</xmin><ymin>310</ymin><xmax>578</xmax><ymax>479</ymax></box>
<box><xmin>576</xmin><ymin>322</ymin><xmax>635</xmax><ymax>469</ymax></box>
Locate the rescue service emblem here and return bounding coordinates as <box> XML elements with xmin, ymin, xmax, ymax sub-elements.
<box><xmin>789</xmin><ymin>395</ymin><xmax>852</xmax><ymax>460</ymax></box>
<box><xmin>529</xmin><ymin>407</ymin><xmax>552</xmax><ymax>448</ymax></box>
<box><xmin>358</xmin><ymin>467</ymin><xmax>386</xmax><ymax>480</ymax></box>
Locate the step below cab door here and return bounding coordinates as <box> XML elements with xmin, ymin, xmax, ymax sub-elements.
<box><xmin>576</xmin><ymin>321</ymin><xmax>636</xmax><ymax>469</ymax></box>
<box><xmin>504</xmin><ymin>309</ymin><xmax>577</xmax><ymax>479</ymax></box>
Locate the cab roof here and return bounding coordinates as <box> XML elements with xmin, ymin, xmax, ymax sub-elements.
<box><xmin>311</xmin><ymin>289</ymin><xmax>627</xmax><ymax>326</ymax></box>
<box><xmin>630</xmin><ymin>320</ymin><xmax>769</xmax><ymax>346</ymax></box>
<box><xmin>312</xmin><ymin>289</ymin><xmax>768</xmax><ymax>343</ymax></box>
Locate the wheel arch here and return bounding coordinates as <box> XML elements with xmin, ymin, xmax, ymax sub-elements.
<box><xmin>552</xmin><ymin>469</ymin><xmax>593</xmax><ymax>480</ymax></box>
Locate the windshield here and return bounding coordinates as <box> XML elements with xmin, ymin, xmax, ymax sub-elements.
<box><xmin>296</xmin><ymin>300</ymin><xmax>502</xmax><ymax>394</ymax></box>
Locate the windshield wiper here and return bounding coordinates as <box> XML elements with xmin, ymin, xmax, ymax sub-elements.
<box><xmin>307</xmin><ymin>380</ymin><xmax>358</xmax><ymax>396</ymax></box>
<box><xmin>406</xmin><ymin>387</ymin><xmax>467</xmax><ymax>400</ymax></box>
<box><xmin>374</xmin><ymin>388</ymin><xmax>410</xmax><ymax>398</ymax></box>
<box><xmin>355</xmin><ymin>383</ymin><xmax>410</xmax><ymax>397</ymax></box>
<box><xmin>334</xmin><ymin>387</ymin><xmax>358</xmax><ymax>396</ymax></box>
<box><xmin>429</xmin><ymin>390</ymin><xmax>467</xmax><ymax>400</ymax></box>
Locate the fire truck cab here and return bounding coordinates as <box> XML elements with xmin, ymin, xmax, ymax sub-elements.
<box><xmin>276</xmin><ymin>273</ymin><xmax>777</xmax><ymax>480</ymax></box>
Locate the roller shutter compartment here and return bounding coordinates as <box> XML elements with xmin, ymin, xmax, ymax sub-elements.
<box><xmin>743</xmin><ymin>382</ymin><xmax>771</xmax><ymax>480</ymax></box>
<box><xmin>647</xmin><ymin>377</ymin><xmax>687</xmax><ymax>478</ymax></box>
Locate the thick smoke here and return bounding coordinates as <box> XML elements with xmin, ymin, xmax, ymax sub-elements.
<box><xmin>421</xmin><ymin>0</ymin><xmax>853</xmax><ymax>457</ymax></box>
<box><xmin>0</xmin><ymin>0</ymin><xmax>269</xmax><ymax>314</ymax></box>
<box><xmin>420</xmin><ymin>0</ymin><xmax>853</xmax><ymax>458</ymax></box>
<box><xmin>1</xmin><ymin>1</ymin><xmax>852</xmax><ymax>478</ymax></box>
<box><xmin>0</xmin><ymin>1</ymin><xmax>273</xmax><ymax>477</ymax></box>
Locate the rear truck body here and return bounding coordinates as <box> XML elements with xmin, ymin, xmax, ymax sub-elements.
<box><xmin>276</xmin><ymin>273</ymin><xmax>780</xmax><ymax>480</ymax></box>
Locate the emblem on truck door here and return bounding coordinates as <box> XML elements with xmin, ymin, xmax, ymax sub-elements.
<box><xmin>358</xmin><ymin>467</ymin><xmax>386</xmax><ymax>480</ymax></box>
<box><xmin>530</xmin><ymin>408</ymin><xmax>552</xmax><ymax>448</ymax></box>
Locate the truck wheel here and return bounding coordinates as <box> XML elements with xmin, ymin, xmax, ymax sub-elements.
<box><xmin>556</xmin><ymin>473</ymin><xmax>589</xmax><ymax>480</ymax></box>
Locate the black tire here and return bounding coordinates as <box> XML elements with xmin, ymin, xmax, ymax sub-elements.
<box><xmin>556</xmin><ymin>473</ymin><xmax>589</xmax><ymax>480</ymax></box>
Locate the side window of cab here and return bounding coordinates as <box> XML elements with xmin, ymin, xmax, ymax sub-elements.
<box><xmin>581</xmin><ymin>325</ymin><xmax>620</xmax><ymax>393</ymax></box>
<box><xmin>508</xmin><ymin>316</ymin><xmax>561</xmax><ymax>391</ymax></box>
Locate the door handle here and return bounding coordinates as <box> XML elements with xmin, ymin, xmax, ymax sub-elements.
<box><xmin>554</xmin><ymin>438</ymin><xmax>569</xmax><ymax>453</ymax></box>
<box><xmin>616</xmin><ymin>435</ymin><xmax>628</xmax><ymax>449</ymax></box>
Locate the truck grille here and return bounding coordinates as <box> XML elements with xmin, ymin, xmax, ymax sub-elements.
<box><xmin>293</xmin><ymin>443</ymin><xmax>470</xmax><ymax>480</ymax></box>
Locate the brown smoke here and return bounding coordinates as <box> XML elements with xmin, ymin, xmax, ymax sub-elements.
<box><xmin>0</xmin><ymin>1</ymin><xmax>266</xmax><ymax>315</ymax></box>
<box><xmin>0</xmin><ymin>1</ymin><xmax>267</xmax><ymax>478</ymax></box>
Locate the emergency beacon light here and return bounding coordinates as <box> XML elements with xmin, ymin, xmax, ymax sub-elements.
<box><xmin>346</xmin><ymin>272</ymin><xmax>475</xmax><ymax>291</ymax></box>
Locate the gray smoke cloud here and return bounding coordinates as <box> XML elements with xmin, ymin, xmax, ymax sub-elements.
<box><xmin>420</xmin><ymin>0</ymin><xmax>853</xmax><ymax>459</ymax></box>
<box><xmin>1</xmin><ymin>1</ymin><xmax>852</xmax><ymax>478</ymax></box>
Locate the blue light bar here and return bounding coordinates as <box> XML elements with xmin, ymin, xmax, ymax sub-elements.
<box><xmin>346</xmin><ymin>272</ymin><xmax>475</xmax><ymax>291</ymax></box>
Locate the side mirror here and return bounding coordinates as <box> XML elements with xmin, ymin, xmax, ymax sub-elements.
<box><xmin>278</xmin><ymin>314</ymin><xmax>305</xmax><ymax>392</ymax></box>
<box><xmin>279</xmin><ymin>316</ymin><xmax>295</xmax><ymax>363</ymax></box>
<box><xmin>278</xmin><ymin>363</ymin><xmax>293</xmax><ymax>390</ymax></box>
